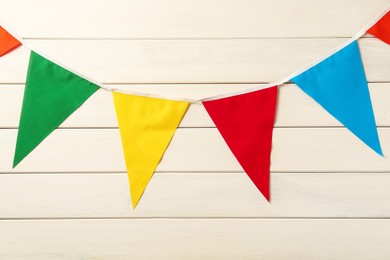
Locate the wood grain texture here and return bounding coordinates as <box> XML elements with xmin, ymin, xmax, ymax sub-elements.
<box><xmin>0</xmin><ymin>0</ymin><xmax>388</xmax><ymax>38</ymax></box>
<box><xmin>0</xmin><ymin>219</ymin><xmax>389</xmax><ymax>259</ymax></box>
<box><xmin>0</xmin><ymin>38</ymin><xmax>389</xmax><ymax>84</ymax></box>
<box><xmin>0</xmin><ymin>173</ymin><xmax>389</xmax><ymax>218</ymax></box>
<box><xmin>1</xmin><ymin>83</ymin><xmax>390</xmax><ymax>128</ymax></box>
<box><xmin>1</xmin><ymin>0</ymin><xmax>390</xmax><ymax>258</ymax></box>
<box><xmin>1</xmin><ymin>128</ymin><xmax>389</xmax><ymax>173</ymax></box>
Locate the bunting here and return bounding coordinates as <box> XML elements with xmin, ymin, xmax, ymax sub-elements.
<box><xmin>1</xmin><ymin>5</ymin><xmax>390</xmax><ymax>208</ymax></box>
<box><xmin>291</xmin><ymin>41</ymin><xmax>382</xmax><ymax>155</ymax></box>
<box><xmin>0</xmin><ymin>26</ymin><xmax>21</xmax><ymax>56</ymax></box>
<box><xmin>203</xmin><ymin>86</ymin><xmax>278</xmax><ymax>201</ymax></box>
<box><xmin>112</xmin><ymin>92</ymin><xmax>189</xmax><ymax>208</ymax></box>
<box><xmin>13</xmin><ymin>51</ymin><xmax>99</xmax><ymax>167</ymax></box>
<box><xmin>367</xmin><ymin>11</ymin><xmax>390</xmax><ymax>45</ymax></box>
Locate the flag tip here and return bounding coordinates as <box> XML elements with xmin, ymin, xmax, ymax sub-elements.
<box><xmin>12</xmin><ymin>158</ymin><xmax>20</xmax><ymax>169</ymax></box>
<box><xmin>131</xmin><ymin>192</ymin><xmax>142</xmax><ymax>209</ymax></box>
<box><xmin>376</xmin><ymin>149</ymin><xmax>384</xmax><ymax>157</ymax></box>
<box><xmin>372</xmin><ymin>144</ymin><xmax>383</xmax><ymax>157</ymax></box>
<box><xmin>259</xmin><ymin>189</ymin><xmax>270</xmax><ymax>202</ymax></box>
<box><xmin>131</xmin><ymin>199</ymin><xmax>140</xmax><ymax>210</ymax></box>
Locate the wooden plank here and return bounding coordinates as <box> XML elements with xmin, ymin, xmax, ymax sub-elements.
<box><xmin>0</xmin><ymin>0</ymin><xmax>387</xmax><ymax>38</ymax></box>
<box><xmin>0</xmin><ymin>1</ymin><xmax>388</xmax><ymax>258</ymax></box>
<box><xmin>0</xmin><ymin>219</ymin><xmax>389</xmax><ymax>259</ymax></box>
<box><xmin>0</xmin><ymin>38</ymin><xmax>389</xmax><ymax>83</ymax></box>
<box><xmin>1</xmin><ymin>83</ymin><xmax>390</xmax><ymax>128</ymax></box>
<box><xmin>1</xmin><ymin>128</ymin><xmax>390</xmax><ymax>173</ymax></box>
<box><xmin>0</xmin><ymin>173</ymin><xmax>389</xmax><ymax>218</ymax></box>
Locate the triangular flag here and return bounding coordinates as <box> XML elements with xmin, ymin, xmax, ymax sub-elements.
<box><xmin>367</xmin><ymin>11</ymin><xmax>390</xmax><ymax>45</ymax></box>
<box><xmin>0</xmin><ymin>26</ymin><xmax>21</xmax><ymax>56</ymax></box>
<box><xmin>13</xmin><ymin>51</ymin><xmax>99</xmax><ymax>167</ymax></box>
<box><xmin>203</xmin><ymin>86</ymin><xmax>278</xmax><ymax>201</ymax></box>
<box><xmin>291</xmin><ymin>40</ymin><xmax>382</xmax><ymax>155</ymax></box>
<box><xmin>112</xmin><ymin>92</ymin><xmax>189</xmax><ymax>208</ymax></box>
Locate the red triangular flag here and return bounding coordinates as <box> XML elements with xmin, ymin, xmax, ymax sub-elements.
<box><xmin>203</xmin><ymin>86</ymin><xmax>278</xmax><ymax>201</ymax></box>
<box><xmin>0</xmin><ymin>26</ymin><xmax>21</xmax><ymax>57</ymax></box>
<box><xmin>367</xmin><ymin>11</ymin><xmax>390</xmax><ymax>45</ymax></box>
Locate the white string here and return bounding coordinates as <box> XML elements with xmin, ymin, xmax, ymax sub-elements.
<box><xmin>200</xmin><ymin>82</ymin><xmax>278</xmax><ymax>102</ymax></box>
<box><xmin>0</xmin><ymin>19</ymin><xmax>113</xmax><ymax>91</ymax></box>
<box><xmin>0</xmin><ymin>19</ymin><xmax>195</xmax><ymax>102</ymax></box>
<box><xmin>109</xmin><ymin>87</ymin><xmax>198</xmax><ymax>103</ymax></box>
<box><xmin>1</xmin><ymin>3</ymin><xmax>389</xmax><ymax>103</ymax></box>
<box><xmin>200</xmin><ymin>3</ymin><xmax>390</xmax><ymax>102</ymax></box>
<box><xmin>31</xmin><ymin>47</ymin><xmax>108</xmax><ymax>90</ymax></box>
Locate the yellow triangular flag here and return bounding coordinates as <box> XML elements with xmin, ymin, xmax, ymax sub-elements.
<box><xmin>112</xmin><ymin>92</ymin><xmax>189</xmax><ymax>208</ymax></box>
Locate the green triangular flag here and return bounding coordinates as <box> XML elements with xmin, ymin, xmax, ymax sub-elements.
<box><xmin>13</xmin><ymin>51</ymin><xmax>99</xmax><ymax>167</ymax></box>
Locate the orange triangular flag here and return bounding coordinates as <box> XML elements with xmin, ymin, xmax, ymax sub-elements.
<box><xmin>367</xmin><ymin>11</ymin><xmax>390</xmax><ymax>45</ymax></box>
<box><xmin>0</xmin><ymin>26</ymin><xmax>21</xmax><ymax>57</ymax></box>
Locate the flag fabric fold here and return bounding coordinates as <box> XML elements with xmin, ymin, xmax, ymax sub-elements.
<box><xmin>292</xmin><ymin>40</ymin><xmax>382</xmax><ymax>155</ymax></box>
<box><xmin>112</xmin><ymin>92</ymin><xmax>189</xmax><ymax>208</ymax></box>
<box><xmin>203</xmin><ymin>86</ymin><xmax>278</xmax><ymax>201</ymax></box>
<box><xmin>0</xmin><ymin>26</ymin><xmax>21</xmax><ymax>57</ymax></box>
<box><xmin>367</xmin><ymin>11</ymin><xmax>390</xmax><ymax>45</ymax></box>
<box><xmin>13</xmin><ymin>51</ymin><xmax>99</xmax><ymax>167</ymax></box>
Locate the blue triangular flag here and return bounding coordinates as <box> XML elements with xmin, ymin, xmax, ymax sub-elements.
<box><xmin>291</xmin><ymin>40</ymin><xmax>382</xmax><ymax>155</ymax></box>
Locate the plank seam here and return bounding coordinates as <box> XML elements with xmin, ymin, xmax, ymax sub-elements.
<box><xmin>0</xmin><ymin>217</ymin><xmax>389</xmax><ymax>220</ymax></box>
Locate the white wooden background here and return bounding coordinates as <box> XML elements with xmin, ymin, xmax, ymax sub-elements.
<box><xmin>0</xmin><ymin>0</ymin><xmax>390</xmax><ymax>259</ymax></box>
